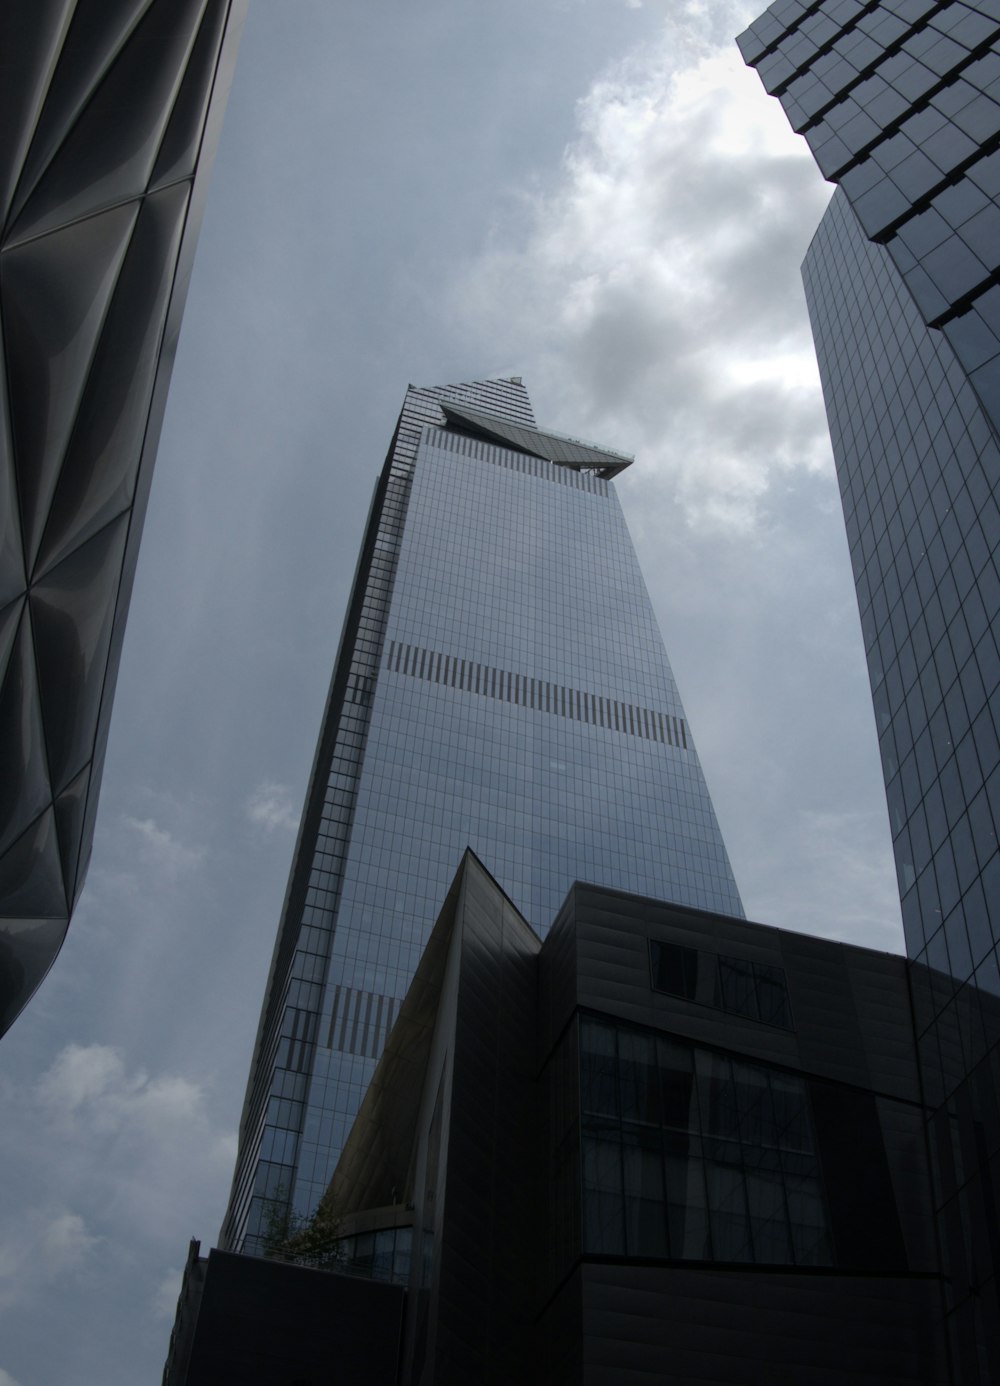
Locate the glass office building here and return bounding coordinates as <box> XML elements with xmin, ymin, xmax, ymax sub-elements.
<box><xmin>221</xmin><ymin>378</ymin><xmax>744</xmax><ymax>1255</ymax></box>
<box><xmin>740</xmin><ymin>2</ymin><xmax>1000</xmax><ymax>1375</ymax></box>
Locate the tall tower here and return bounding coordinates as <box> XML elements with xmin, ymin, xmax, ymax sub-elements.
<box><xmin>740</xmin><ymin>2</ymin><xmax>1000</xmax><ymax>1375</ymax></box>
<box><xmin>221</xmin><ymin>378</ymin><xmax>744</xmax><ymax>1255</ymax></box>
<box><xmin>0</xmin><ymin>0</ymin><xmax>247</xmax><ymax>1036</ymax></box>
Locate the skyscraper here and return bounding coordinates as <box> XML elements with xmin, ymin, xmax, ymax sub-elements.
<box><xmin>740</xmin><ymin>1</ymin><xmax>1000</xmax><ymax>1373</ymax></box>
<box><xmin>0</xmin><ymin>0</ymin><xmax>247</xmax><ymax>1035</ymax></box>
<box><xmin>221</xmin><ymin>377</ymin><xmax>744</xmax><ymax>1255</ymax></box>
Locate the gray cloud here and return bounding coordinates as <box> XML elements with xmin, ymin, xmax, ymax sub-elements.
<box><xmin>451</xmin><ymin>26</ymin><xmax>833</xmax><ymax>531</ymax></box>
<box><xmin>245</xmin><ymin>781</ymin><xmax>301</xmax><ymax>835</ymax></box>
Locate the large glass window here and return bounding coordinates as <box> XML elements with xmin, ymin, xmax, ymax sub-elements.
<box><xmin>579</xmin><ymin>1017</ymin><xmax>831</xmax><ymax>1266</ymax></box>
<box><xmin>649</xmin><ymin>940</ymin><xmax>794</xmax><ymax>1030</ymax></box>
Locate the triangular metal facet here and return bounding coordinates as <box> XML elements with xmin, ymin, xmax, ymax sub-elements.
<box><xmin>1</xmin><ymin>199</ymin><xmax>138</xmax><ymax>573</ymax></box>
<box><xmin>0</xmin><ymin>326</ymin><xmax>27</xmax><ymax>609</ymax></box>
<box><xmin>0</xmin><ymin>596</ymin><xmax>24</xmax><ymax>694</ymax></box>
<box><xmin>29</xmin><ymin>510</ymin><xmax>129</xmax><ymax>797</ymax></box>
<box><xmin>0</xmin><ymin>807</ymin><xmax>67</xmax><ymax>919</ymax></box>
<box><xmin>35</xmin><ymin>181</ymin><xmax>191</xmax><ymax>574</ymax></box>
<box><xmin>53</xmin><ymin>763</ymin><xmax>91</xmax><ymax>910</ymax></box>
<box><xmin>0</xmin><ymin>0</ymin><xmax>76</xmax><ymax>229</ymax></box>
<box><xmin>149</xmin><ymin>0</ymin><xmax>230</xmax><ymax>191</ymax></box>
<box><xmin>0</xmin><ymin>606</ymin><xmax>52</xmax><ymax>856</ymax></box>
<box><xmin>0</xmin><ymin>913</ymin><xmax>69</xmax><ymax>1038</ymax></box>
<box><xmin>8</xmin><ymin>0</ymin><xmax>206</xmax><ymax>244</ymax></box>
<box><xmin>6</xmin><ymin>0</ymin><xmax>156</xmax><ymax>230</ymax></box>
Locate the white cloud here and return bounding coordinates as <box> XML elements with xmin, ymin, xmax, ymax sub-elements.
<box><xmin>0</xmin><ymin>1044</ymin><xmax>237</xmax><ymax>1294</ymax></box>
<box><xmin>245</xmin><ymin>780</ymin><xmax>300</xmax><ymax>834</ymax></box>
<box><xmin>38</xmin><ymin>1043</ymin><xmax>132</xmax><ymax>1114</ymax></box>
<box><xmin>0</xmin><ymin>1208</ymin><xmax>102</xmax><ymax>1311</ymax></box>
<box><xmin>123</xmin><ymin>816</ymin><xmax>205</xmax><ymax>875</ymax></box>
<box><xmin>0</xmin><ymin>1367</ymin><xmax>25</xmax><ymax>1386</ymax></box>
<box><xmin>150</xmin><ymin>1267</ymin><xmax>182</xmax><ymax>1322</ymax></box>
<box><xmin>452</xmin><ymin>6</ymin><xmax>833</xmax><ymax>532</ymax></box>
<box><xmin>40</xmin><ymin>1214</ymin><xmax>103</xmax><ymax>1276</ymax></box>
<box><xmin>37</xmin><ymin>1044</ymin><xmax>211</xmax><ymax>1147</ymax></box>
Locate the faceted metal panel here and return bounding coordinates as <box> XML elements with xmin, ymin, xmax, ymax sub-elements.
<box><xmin>0</xmin><ymin>0</ymin><xmax>248</xmax><ymax>1037</ymax></box>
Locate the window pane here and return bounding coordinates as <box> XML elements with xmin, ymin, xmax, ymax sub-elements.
<box><xmin>745</xmin><ymin>1169</ymin><xmax>793</xmax><ymax>1263</ymax></box>
<box><xmin>718</xmin><ymin>957</ymin><xmax>759</xmax><ymax>1020</ymax></box>
<box><xmin>705</xmin><ymin>1159</ymin><xmax>753</xmax><ymax>1262</ymax></box>
<box><xmin>786</xmin><ymin>1174</ymin><xmax>833</xmax><ymax>1266</ymax></box>
<box><xmin>619</xmin><ymin>1029</ymin><xmax>661</xmax><ymax>1125</ymax></box>
<box><xmin>581</xmin><ymin>1019</ymin><xmax>619</xmax><ymax>1118</ymax></box>
<box><xmin>657</xmin><ymin>1036</ymin><xmax>698</xmax><ymax>1132</ymax></box>
<box><xmin>622</xmin><ymin>1127</ymin><xmax>667</xmax><ymax>1257</ymax></box>
<box><xmin>664</xmin><ymin>1140</ymin><xmax>711</xmax><ymax>1260</ymax></box>
<box><xmin>650</xmin><ymin>940</ymin><xmax>698</xmax><ymax>998</ymax></box>
<box><xmin>582</xmin><ymin>1134</ymin><xmax>624</xmax><ymax>1253</ymax></box>
<box><xmin>754</xmin><ymin>962</ymin><xmax>793</xmax><ymax>1029</ymax></box>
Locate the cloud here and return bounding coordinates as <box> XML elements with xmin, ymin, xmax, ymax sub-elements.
<box><xmin>123</xmin><ymin>816</ymin><xmax>205</xmax><ymax>875</ymax></box>
<box><xmin>150</xmin><ymin>1267</ymin><xmax>182</xmax><ymax>1321</ymax></box>
<box><xmin>41</xmin><ymin>1213</ymin><xmax>103</xmax><ymax>1276</ymax></box>
<box><xmin>0</xmin><ymin>1209</ymin><xmax>102</xmax><ymax>1311</ymax></box>
<box><xmin>37</xmin><ymin>1044</ymin><xmax>209</xmax><ymax>1139</ymax></box>
<box><xmin>38</xmin><ymin>1042</ymin><xmax>131</xmax><ymax>1113</ymax></box>
<box><xmin>0</xmin><ymin>1368</ymin><xmax>25</xmax><ymax>1386</ymax></box>
<box><xmin>0</xmin><ymin>1044</ymin><xmax>236</xmax><ymax>1310</ymax></box>
<box><xmin>744</xmin><ymin>805</ymin><xmax>903</xmax><ymax>950</ymax></box>
<box><xmin>451</xmin><ymin>3</ymin><xmax>833</xmax><ymax>531</ymax></box>
<box><xmin>245</xmin><ymin>780</ymin><xmax>300</xmax><ymax>834</ymax></box>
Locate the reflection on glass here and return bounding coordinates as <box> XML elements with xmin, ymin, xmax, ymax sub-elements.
<box><xmin>579</xmin><ymin>1018</ymin><xmax>831</xmax><ymax>1267</ymax></box>
<box><xmin>649</xmin><ymin>940</ymin><xmax>794</xmax><ymax>1031</ymax></box>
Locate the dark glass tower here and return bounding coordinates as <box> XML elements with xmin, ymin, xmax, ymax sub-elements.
<box><xmin>221</xmin><ymin>378</ymin><xmax>744</xmax><ymax>1255</ymax></box>
<box><xmin>740</xmin><ymin>2</ymin><xmax>1000</xmax><ymax>1375</ymax></box>
<box><xmin>0</xmin><ymin>0</ymin><xmax>247</xmax><ymax>1035</ymax></box>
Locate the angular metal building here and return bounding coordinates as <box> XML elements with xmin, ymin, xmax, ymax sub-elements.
<box><xmin>0</xmin><ymin>0</ymin><xmax>247</xmax><ymax>1036</ymax></box>
<box><xmin>169</xmin><ymin>853</ymin><xmax>951</xmax><ymax>1386</ymax></box>
<box><xmin>220</xmin><ymin>377</ymin><xmax>745</xmax><ymax>1256</ymax></box>
<box><xmin>740</xmin><ymin>1</ymin><xmax>1000</xmax><ymax>1375</ymax></box>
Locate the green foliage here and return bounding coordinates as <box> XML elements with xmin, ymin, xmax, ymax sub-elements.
<box><xmin>260</xmin><ymin>1189</ymin><xmax>344</xmax><ymax>1266</ymax></box>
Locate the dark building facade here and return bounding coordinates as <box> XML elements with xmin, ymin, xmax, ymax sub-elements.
<box><xmin>221</xmin><ymin>379</ymin><xmax>744</xmax><ymax>1256</ymax></box>
<box><xmin>0</xmin><ymin>0</ymin><xmax>247</xmax><ymax>1035</ymax></box>
<box><xmin>739</xmin><ymin>0</ymin><xmax>1000</xmax><ymax>1376</ymax></box>
<box><xmin>170</xmin><ymin>853</ymin><xmax>951</xmax><ymax>1385</ymax></box>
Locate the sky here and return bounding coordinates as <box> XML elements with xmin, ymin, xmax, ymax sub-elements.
<box><xmin>0</xmin><ymin>3</ymin><xmax>903</xmax><ymax>1383</ymax></box>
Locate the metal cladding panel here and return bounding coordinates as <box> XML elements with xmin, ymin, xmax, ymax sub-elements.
<box><xmin>0</xmin><ymin>0</ymin><xmax>247</xmax><ymax>1036</ymax></box>
<box><xmin>556</xmin><ymin>883</ymin><xmax>920</xmax><ymax>1100</ymax></box>
<box><xmin>533</xmin><ymin>1267</ymin><xmax>583</xmax><ymax>1386</ymax></box>
<box><xmin>429</xmin><ymin>857</ymin><xmax>541</xmax><ymax>1386</ymax></box>
<box><xmin>575</xmin><ymin>1263</ymin><xmax>948</xmax><ymax>1385</ymax></box>
<box><xmin>175</xmin><ymin>1249</ymin><xmax>405</xmax><ymax>1386</ymax></box>
<box><xmin>439</xmin><ymin>399</ymin><xmax>633</xmax><ymax>477</ymax></box>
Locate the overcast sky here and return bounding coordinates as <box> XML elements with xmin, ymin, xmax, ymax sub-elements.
<box><xmin>0</xmin><ymin>3</ymin><xmax>903</xmax><ymax>1383</ymax></box>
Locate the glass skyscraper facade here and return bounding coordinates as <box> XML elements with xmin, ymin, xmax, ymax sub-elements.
<box><xmin>741</xmin><ymin>1</ymin><xmax>1000</xmax><ymax>1374</ymax></box>
<box><xmin>221</xmin><ymin>377</ymin><xmax>743</xmax><ymax>1255</ymax></box>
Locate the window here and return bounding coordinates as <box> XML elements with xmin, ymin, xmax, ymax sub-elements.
<box><xmin>649</xmin><ymin>940</ymin><xmax>794</xmax><ymax>1031</ymax></box>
